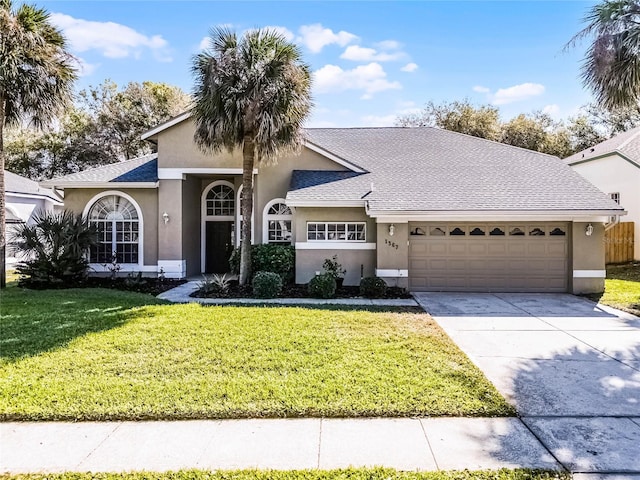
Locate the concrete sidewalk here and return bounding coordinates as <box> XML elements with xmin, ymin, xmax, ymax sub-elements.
<box><xmin>1</xmin><ymin>417</ymin><xmax>560</xmax><ymax>474</ymax></box>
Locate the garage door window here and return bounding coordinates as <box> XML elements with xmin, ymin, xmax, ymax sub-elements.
<box><xmin>529</xmin><ymin>227</ymin><xmax>546</xmax><ymax>236</ymax></box>
<box><xmin>510</xmin><ymin>227</ymin><xmax>525</xmax><ymax>236</ymax></box>
<box><xmin>450</xmin><ymin>227</ymin><xmax>466</xmax><ymax>236</ymax></box>
<box><xmin>550</xmin><ymin>227</ymin><xmax>566</xmax><ymax>236</ymax></box>
<box><xmin>470</xmin><ymin>227</ymin><xmax>486</xmax><ymax>236</ymax></box>
<box><xmin>489</xmin><ymin>227</ymin><xmax>505</xmax><ymax>236</ymax></box>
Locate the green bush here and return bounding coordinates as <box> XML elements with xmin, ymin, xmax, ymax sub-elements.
<box><xmin>360</xmin><ymin>276</ymin><xmax>388</xmax><ymax>298</ymax></box>
<box><xmin>12</xmin><ymin>210</ymin><xmax>98</xmax><ymax>289</ymax></box>
<box><xmin>229</xmin><ymin>244</ymin><xmax>295</xmax><ymax>282</ymax></box>
<box><xmin>308</xmin><ymin>273</ymin><xmax>337</xmax><ymax>299</ymax></box>
<box><xmin>252</xmin><ymin>271</ymin><xmax>283</xmax><ymax>298</ymax></box>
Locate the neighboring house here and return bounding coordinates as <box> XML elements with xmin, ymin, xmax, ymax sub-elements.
<box><xmin>565</xmin><ymin>126</ymin><xmax>640</xmax><ymax>261</ymax></box>
<box><xmin>41</xmin><ymin>113</ymin><xmax>624</xmax><ymax>294</ymax></box>
<box><xmin>4</xmin><ymin>170</ymin><xmax>64</xmax><ymax>264</ymax></box>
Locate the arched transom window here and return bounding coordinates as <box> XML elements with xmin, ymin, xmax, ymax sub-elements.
<box><xmin>89</xmin><ymin>195</ymin><xmax>139</xmax><ymax>264</ymax></box>
<box><xmin>206</xmin><ymin>184</ymin><xmax>235</xmax><ymax>216</ymax></box>
<box><xmin>265</xmin><ymin>201</ymin><xmax>293</xmax><ymax>244</ymax></box>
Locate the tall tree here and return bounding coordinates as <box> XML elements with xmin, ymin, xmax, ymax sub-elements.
<box><xmin>570</xmin><ymin>0</ymin><xmax>640</xmax><ymax>109</ymax></box>
<box><xmin>191</xmin><ymin>28</ymin><xmax>312</xmax><ymax>285</ymax></box>
<box><xmin>0</xmin><ymin>0</ymin><xmax>76</xmax><ymax>287</ymax></box>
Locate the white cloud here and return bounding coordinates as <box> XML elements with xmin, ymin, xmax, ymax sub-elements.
<box><xmin>313</xmin><ymin>62</ymin><xmax>402</xmax><ymax>98</ymax></box>
<box><xmin>542</xmin><ymin>104</ymin><xmax>560</xmax><ymax>115</ymax></box>
<box><xmin>491</xmin><ymin>82</ymin><xmax>545</xmax><ymax>105</ymax></box>
<box><xmin>51</xmin><ymin>12</ymin><xmax>171</xmax><ymax>61</ymax></box>
<box><xmin>361</xmin><ymin>114</ymin><xmax>397</xmax><ymax>127</ymax></box>
<box><xmin>297</xmin><ymin>24</ymin><xmax>357</xmax><ymax>53</ymax></box>
<box><xmin>376</xmin><ymin>40</ymin><xmax>402</xmax><ymax>51</ymax></box>
<box><xmin>401</xmin><ymin>62</ymin><xmax>418</xmax><ymax>73</ymax></box>
<box><xmin>473</xmin><ymin>85</ymin><xmax>490</xmax><ymax>93</ymax></box>
<box><xmin>75</xmin><ymin>57</ymin><xmax>99</xmax><ymax>76</ymax></box>
<box><xmin>264</xmin><ymin>25</ymin><xmax>295</xmax><ymax>41</ymax></box>
<box><xmin>340</xmin><ymin>45</ymin><xmax>404</xmax><ymax>62</ymax></box>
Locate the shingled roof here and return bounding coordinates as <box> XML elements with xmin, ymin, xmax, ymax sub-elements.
<box><xmin>41</xmin><ymin>154</ymin><xmax>158</xmax><ymax>186</ymax></box>
<box><xmin>288</xmin><ymin>127</ymin><xmax>623</xmax><ymax>214</ymax></box>
<box><xmin>5</xmin><ymin>171</ymin><xmax>62</xmax><ymax>203</ymax></box>
<box><xmin>564</xmin><ymin>126</ymin><xmax>640</xmax><ymax>168</ymax></box>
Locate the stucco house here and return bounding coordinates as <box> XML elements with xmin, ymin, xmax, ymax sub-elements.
<box><xmin>5</xmin><ymin>170</ymin><xmax>64</xmax><ymax>264</ymax></box>
<box><xmin>565</xmin><ymin>126</ymin><xmax>640</xmax><ymax>261</ymax></box>
<box><xmin>41</xmin><ymin>113</ymin><xmax>625</xmax><ymax>294</ymax></box>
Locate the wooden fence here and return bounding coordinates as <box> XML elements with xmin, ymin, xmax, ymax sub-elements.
<box><xmin>605</xmin><ymin>222</ymin><xmax>635</xmax><ymax>264</ymax></box>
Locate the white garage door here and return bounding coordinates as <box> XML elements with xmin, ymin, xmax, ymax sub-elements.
<box><xmin>409</xmin><ymin>223</ymin><xmax>569</xmax><ymax>292</ymax></box>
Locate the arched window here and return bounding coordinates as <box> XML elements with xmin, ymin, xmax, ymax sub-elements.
<box><xmin>206</xmin><ymin>184</ymin><xmax>235</xmax><ymax>216</ymax></box>
<box><xmin>88</xmin><ymin>194</ymin><xmax>140</xmax><ymax>264</ymax></box>
<box><xmin>263</xmin><ymin>200</ymin><xmax>293</xmax><ymax>244</ymax></box>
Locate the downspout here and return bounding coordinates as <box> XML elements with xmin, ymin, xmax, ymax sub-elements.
<box><xmin>604</xmin><ymin>215</ymin><xmax>620</xmax><ymax>232</ymax></box>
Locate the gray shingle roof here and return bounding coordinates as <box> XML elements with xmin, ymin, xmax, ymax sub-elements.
<box><xmin>43</xmin><ymin>154</ymin><xmax>158</xmax><ymax>185</ymax></box>
<box><xmin>5</xmin><ymin>170</ymin><xmax>61</xmax><ymax>202</ymax></box>
<box><xmin>288</xmin><ymin>127</ymin><xmax>623</xmax><ymax>213</ymax></box>
<box><xmin>565</xmin><ymin>126</ymin><xmax>640</xmax><ymax>167</ymax></box>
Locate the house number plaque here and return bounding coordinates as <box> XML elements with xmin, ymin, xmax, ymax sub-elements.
<box><xmin>385</xmin><ymin>238</ymin><xmax>399</xmax><ymax>250</ymax></box>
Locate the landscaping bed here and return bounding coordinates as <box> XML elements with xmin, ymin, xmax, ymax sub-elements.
<box><xmin>0</xmin><ymin>285</ymin><xmax>513</xmax><ymax>420</ymax></box>
<box><xmin>84</xmin><ymin>276</ymin><xmax>186</xmax><ymax>296</ymax></box>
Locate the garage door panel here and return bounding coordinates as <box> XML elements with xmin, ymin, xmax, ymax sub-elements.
<box><xmin>409</xmin><ymin>223</ymin><xmax>569</xmax><ymax>292</ymax></box>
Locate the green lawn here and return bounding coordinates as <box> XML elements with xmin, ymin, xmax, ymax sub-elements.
<box><xmin>598</xmin><ymin>262</ymin><xmax>640</xmax><ymax>316</ymax></box>
<box><xmin>0</xmin><ymin>469</ymin><xmax>569</xmax><ymax>480</ymax></box>
<box><xmin>0</xmin><ymin>285</ymin><xmax>512</xmax><ymax>420</ymax></box>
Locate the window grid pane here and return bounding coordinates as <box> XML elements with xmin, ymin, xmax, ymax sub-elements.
<box><xmin>307</xmin><ymin>222</ymin><xmax>365</xmax><ymax>242</ymax></box>
<box><xmin>89</xmin><ymin>196</ymin><xmax>140</xmax><ymax>265</ymax></box>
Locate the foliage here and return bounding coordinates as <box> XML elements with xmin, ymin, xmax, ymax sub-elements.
<box><xmin>0</xmin><ymin>469</ymin><xmax>572</xmax><ymax>480</ymax></box>
<box><xmin>0</xmin><ymin>286</ymin><xmax>513</xmax><ymax>419</ymax></box>
<box><xmin>500</xmin><ymin>112</ymin><xmax>573</xmax><ymax>158</ymax></box>
<box><xmin>123</xmin><ymin>271</ymin><xmax>147</xmax><ymax>290</ymax></box>
<box><xmin>588</xmin><ymin>262</ymin><xmax>640</xmax><ymax>315</ymax></box>
<box><xmin>359</xmin><ymin>276</ymin><xmax>388</xmax><ymax>298</ymax></box>
<box><xmin>322</xmin><ymin>255</ymin><xmax>346</xmax><ymax>279</ymax></box>
<box><xmin>308</xmin><ymin>273</ymin><xmax>337</xmax><ymax>299</ymax></box>
<box><xmin>4</xmin><ymin>80</ymin><xmax>191</xmax><ymax>180</ymax></box>
<box><xmin>569</xmin><ymin>0</ymin><xmax>640</xmax><ymax>109</ymax></box>
<box><xmin>229</xmin><ymin>244</ymin><xmax>295</xmax><ymax>283</ymax></box>
<box><xmin>191</xmin><ymin>27</ymin><xmax>312</xmax><ymax>285</ymax></box>
<box><xmin>11</xmin><ymin>210</ymin><xmax>97</xmax><ymax>289</ymax></box>
<box><xmin>252</xmin><ymin>270</ymin><xmax>283</xmax><ymax>298</ymax></box>
<box><xmin>584</xmin><ymin>102</ymin><xmax>640</xmax><ymax>135</ymax></box>
<box><xmin>199</xmin><ymin>273</ymin><xmax>233</xmax><ymax>295</ymax></box>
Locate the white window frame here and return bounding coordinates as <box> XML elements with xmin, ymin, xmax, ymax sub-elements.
<box><xmin>610</xmin><ymin>192</ymin><xmax>620</xmax><ymax>204</ymax></box>
<box><xmin>262</xmin><ymin>198</ymin><xmax>293</xmax><ymax>244</ymax></box>
<box><xmin>82</xmin><ymin>190</ymin><xmax>144</xmax><ymax>269</ymax></box>
<box><xmin>201</xmin><ymin>180</ymin><xmax>236</xmax><ymax>273</ymax></box>
<box><xmin>306</xmin><ymin>222</ymin><xmax>366</xmax><ymax>242</ymax></box>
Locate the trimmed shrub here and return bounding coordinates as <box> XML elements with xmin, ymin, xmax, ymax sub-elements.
<box><xmin>308</xmin><ymin>273</ymin><xmax>336</xmax><ymax>299</ymax></box>
<box><xmin>359</xmin><ymin>276</ymin><xmax>388</xmax><ymax>298</ymax></box>
<box><xmin>229</xmin><ymin>244</ymin><xmax>295</xmax><ymax>283</ymax></box>
<box><xmin>252</xmin><ymin>271</ymin><xmax>283</xmax><ymax>299</ymax></box>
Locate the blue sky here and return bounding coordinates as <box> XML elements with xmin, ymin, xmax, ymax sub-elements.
<box><xmin>41</xmin><ymin>0</ymin><xmax>598</xmax><ymax>127</ymax></box>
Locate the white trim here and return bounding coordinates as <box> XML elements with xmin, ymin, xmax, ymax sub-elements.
<box><xmin>201</xmin><ymin>180</ymin><xmax>236</xmax><ymax>272</ymax></box>
<box><xmin>303</xmin><ymin>141</ymin><xmax>366</xmax><ymax>173</ymax></box>
<box><xmin>141</xmin><ymin>111</ymin><xmax>192</xmax><ymax>140</ymax></box>
<box><xmin>82</xmin><ymin>190</ymin><xmax>145</xmax><ymax>270</ymax></box>
<box><xmin>158</xmin><ymin>260</ymin><xmax>187</xmax><ymax>279</ymax></box>
<box><xmin>286</xmin><ymin>199</ymin><xmax>366</xmax><ymax>208</ymax></box>
<box><xmin>371</xmin><ymin>211</ymin><xmax>626</xmax><ymax>223</ymax></box>
<box><xmin>376</xmin><ymin>269</ymin><xmax>408</xmax><ymax>278</ymax></box>
<box><xmin>158</xmin><ymin>168</ymin><xmax>257</xmax><ymax>180</ymax></box>
<box><xmin>262</xmin><ymin>198</ymin><xmax>293</xmax><ymax>244</ymax></box>
<box><xmin>6</xmin><ymin>191</ymin><xmax>64</xmax><ymax>205</ymax></box>
<box><xmin>573</xmin><ymin>270</ymin><xmax>606</xmax><ymax>278</ymax></box>
<box><xmin>295</xmin><ymin>242</ymin><xmax>376</xmax><ymax>250</ymax></box>
<box><xmin>90</xmin><ymin>264</ymin><xmax>158</xmax><ymax>273</ymax></box>
<box><xmin>41</xmin><ymin>182</ymin><xmax>158</xmax><ymax>189</ymax></box>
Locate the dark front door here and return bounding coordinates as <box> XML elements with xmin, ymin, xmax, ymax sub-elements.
<box><xmin>205</xmin><ymin>221</ymin><xmax>233</xmax><ymax>273</ymax></box>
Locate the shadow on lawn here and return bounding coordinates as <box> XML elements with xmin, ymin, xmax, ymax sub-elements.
<box><xmin>0</xmin><ymin>286</ymin><xmax>162</xmax><ymax>363</ymax></box>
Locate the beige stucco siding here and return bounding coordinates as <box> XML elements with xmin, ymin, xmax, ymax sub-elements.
<box><xmin>572</xmin><ymin>222</ymin><xmax>606</xmax><ymax>294</ymax></box>
<box><xmin>63</xmin><ymin>188</ymin><xmax>159</xmax><ymax>266</ymax></box>
<box><xmin>294</xmin><ymin>207</ymin><xmax>375</xmax><ymax>285</ymax></box>
<box><xmin>572</xmin><ymin>154</ymin><xmax>640</xmax><ymax>260</ymax></box>
<box><xmin>182</xmin><ymin>175</ymin><xmax>201</xmax><ymax>276</ymax></box>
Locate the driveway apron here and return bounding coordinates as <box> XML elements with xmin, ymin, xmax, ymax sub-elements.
<box><xmin>413</xmin><ymin>292</ymin><xmax>640</xmax><ymax>474</ymax></box>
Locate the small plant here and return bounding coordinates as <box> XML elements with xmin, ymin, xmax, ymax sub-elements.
<box><xmin>123</xmin><ymin>271</ymin><xmax>147</xmax><ymax>290</ymax></box>
<box><xmin>308</xmin><ymin>273</ymin><xmax>337</xmax><ymax>299</ymax></box>
<box><xmin>103</xmin><ymin>252</ymin><xmax>121</xmax><ymax>280</ymax></box>
<box><xmin>158</xmin><ymin>267</ymin><xmax>166</xmax><ymax>283</ymax></box>
<box><xmin>229</xmin><ymin>244</ymin><xmax>295</xmax><ymax>283</ymax></box>
<box><xmin>252</xmin><ymin>271</ymin><xmax>283</xmax><ymax>299</ymax></box>
<box><xmin>359</xmin><ymin>276</ymin><xmax>388</xmax><ymax>298</ymax></box>
<box><xmin>323</xmin><ymin>255</ymin><xmax>346</xmax><ymax>279</ymax></box>
<box><xmin>198</xmin><ymin>273</ymin><xmax>232</xmax><ymax>295</ymax></box>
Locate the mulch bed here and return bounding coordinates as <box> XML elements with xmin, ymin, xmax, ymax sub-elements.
<box><xmin>84</xmin><ymin>277</ymin><xmax>187</xmax><ymax>296</ymax></box>
<box><xmin>191</xmin><ymin>280</ymin><xmax>412</xmax><ymax>299</ymax></box>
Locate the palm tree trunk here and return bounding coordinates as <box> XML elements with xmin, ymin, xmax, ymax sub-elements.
<box><xmin>0</xmin><ymin>91</ymin><xmax>6</xmax><ymax>288</ymax></box>
<box><xmin>239</xmin><ymin>135</ymin><xmax>255</xmax><ymax>285</ymax></box>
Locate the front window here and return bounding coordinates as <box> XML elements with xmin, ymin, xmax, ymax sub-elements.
<box><xmin>307</xmin><ymin>222</ymin><xmax>366</xmax><ymax>242</ymax></box>
<box><xmin>89</xmin><ymin>195</ymin><xmax>139</xmax><ymax>264</ymax></box>
<box><xmin>266</xmin><ymin>202</ymin><xmax>292</xmax><ymax>244</ymax></box>
<box><xmin>206</xmin><ymin>184</ymin><xmax>235</xmax><ymax>216</ymax></box>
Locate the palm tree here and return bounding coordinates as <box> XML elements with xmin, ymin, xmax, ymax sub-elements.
<box><xmin>570</xmin><ymin>0</ymin><xmax>640</xmax><ymax>109</ymax></box>
<box><xmin>0</xmin><ymin>0</ymin><xmax>77</xmax><ymax>287</ymax></box>
<box><xmin>191</xmin><ymin>27</ymin><xmax>312</xmax><ymax>285</ymax></box>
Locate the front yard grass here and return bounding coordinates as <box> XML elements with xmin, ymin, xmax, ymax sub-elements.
<box><xmin>0</xmin><ymin>469</ymin><xmax>569</xmax><ymax>480</ymax></box>
<box><xmin>0</xmin><ymin>285</ymin><xmax>513</xmax><ymax>420</ymax></box>
<box><xmin>598</xmin><ymin>262</ymin><xmax>640</xmax><ymax>316</ymax></box>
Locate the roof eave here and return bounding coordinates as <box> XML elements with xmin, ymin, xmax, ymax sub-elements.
<box><xmin>367</xmin><ymin>209</ymin><xmax>627</xmax><ymax>222</ymax></box>
<box><xmin>39</xmin><ymin>181</ymin><xmax>159</xmax><ymax>189</ymax></box>
<box><xmin>141</xmin><ymin>111</ymin><xmax>192</xmax><ymax>140</ymax></box>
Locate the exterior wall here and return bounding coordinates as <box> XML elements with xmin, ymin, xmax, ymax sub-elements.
<box><xmin>571</xmin><ymin>154</ymin><xmax>640</xmax><ymax>260</ymax></box>
<box><xmin>572</xmin><ymin>221</ymin><xmax>606</xmax><ymax>294</ymax></box>
<box><xmin>64</xmin><ymin>188</ymin><xmax>159</xmax><ymax>268</ymax></box>
<box><xmin>157</xmin><ymin>180</ymin><xmax>184</xmax><ymax>276</ymax></box>
<box><xmin>5</xmin><ymin>195</ymin><xmax>50</xmax><ymax>224</ymax></box>
<box><xmin>293</xmin><ymin>207</ymin><xmax>376</xmax><ymax>285</ymax></box>
<box><xmin>182</xmin><ymin>175</ymin><xmax>201</xmax><ymax>276</ymax></box>
<box><xmin>375</xmin><ymin>222</ymin><xmax>409</xmax><ymax>288</ymax></box>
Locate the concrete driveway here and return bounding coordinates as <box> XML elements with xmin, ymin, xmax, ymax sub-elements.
<box><xmin>413</xmin><ymin>292</ymin><xmax>640</xmax><ymax>474</ymax></box>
